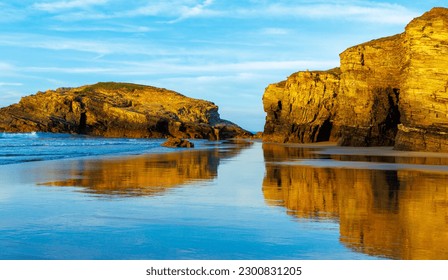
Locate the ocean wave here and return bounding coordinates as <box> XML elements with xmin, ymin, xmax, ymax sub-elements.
<box><xmin>0</xmin><ymin>132</ymin><xmax>169</xmax><ymax>165</ymax></box>
<box><xmin>0</xmin><ymin>132</ymin><xmax>38</xmax><ymax>139</ymax></box>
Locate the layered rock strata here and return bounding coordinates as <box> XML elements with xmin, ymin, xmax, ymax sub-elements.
<box><xmin>263</xmin><ymin>7</ymin><xmax>448</xmax><ymax>152</ymax></box>
<box><xmin>0</xmin><ymin>82</ymin><xmax>252</xmax><ymax>140</ymax></box>
<box><xmin>396</xmin><ymin>8</ymin><xmax>448</xmax><ymax>151</ymax></box>
<box><xmin>263</xmin><ymin>68</ymin><xmax>340</xmax><ymax>143</ymax></box>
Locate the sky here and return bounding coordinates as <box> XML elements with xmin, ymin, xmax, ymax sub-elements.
<box><xmin>0</xmin><ymin>0</ymin><xmax>445</xmax><ymax>131</ymax></box>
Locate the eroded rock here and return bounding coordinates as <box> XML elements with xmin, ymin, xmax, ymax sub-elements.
<box><xmin>162</xmin><ymin>138</ymin><xmax>195</xmax><ymax>148</ymax></box>
<box><xmin>0</xmin><ymin>82</ymin><xmax>252</xmax><ymax>140</ymax></box>
<box><xmin>263</xmin><ymin>7</ymin><xmax>448</xmax><ymax>152</ymax></box>
<box><xmin>263</xmin><ymin>69</ymin><xmax>340</xmax><ymax>143</ymax></box>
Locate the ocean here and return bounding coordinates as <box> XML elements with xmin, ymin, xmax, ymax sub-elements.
<box><xmin>0</xmin><ymin>132</ymin><xmax>170</xmax><ymax>165</ymax></box>
<box><xmin>0</xmin><ymin>132</ymin><xmax>447</xmax><ymax>259</ymax></box>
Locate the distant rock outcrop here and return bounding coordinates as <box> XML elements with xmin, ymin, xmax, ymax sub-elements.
<box><xmin>263</xmin><ymin>7</ymin><xmax>448</xmax><ymax>152</ymax></box>
<box><xmin>0</xmin><ymin>82</ymin><xmax>252</xmax><ymax>140</ymax></box>
<box><xmin>162</xmin><ymin>137</ymin><xmax>195</xmax><ymax>148</ymax></box>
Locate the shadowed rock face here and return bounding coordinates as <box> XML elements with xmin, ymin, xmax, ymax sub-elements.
<box><xmin>0</xmin><ymin>82</ymin><xmax>252</xmax><ymax>140</ymax></box>
<box><xmin>263</xmin><ymin>7</ymin><xmax>448</xmax><ymax>152</ymax></box>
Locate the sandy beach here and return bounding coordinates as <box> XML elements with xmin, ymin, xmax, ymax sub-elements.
<box><xmin>0</xmin><ymin>139</ymin><xmax>447</xmax><ymax>259</ymax></box>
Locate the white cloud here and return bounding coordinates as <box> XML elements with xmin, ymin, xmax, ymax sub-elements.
<box><xmin>33</xmin><ymin>0</ymin><xmax>109</xmax><ymax>12</ymax></box>
<box><xmin>261</xmin><ymin>28</ymin><xmax>291</xmax><ymax>35</ymax></box>
<box><xmin>46</xmin><ymin>0</ymin><xmax>221</xmax><ymax>22</ymax></box>
<box><xmin>168</xmin><ymin>0</ymin><xmax>217</xmax><ymax>23</ymax></box>
<box><xmin>23</xmin><ymin>66</ymin><xmax>112</xmax><ymax>73</ymax></box>
<box><xmin>49</xmin><ymin>24</ymin><xmax>155</xmax><ymax>33</ymax></box>
<box><xmin>239</xmin><ymin>2</ymin><xmax>418</xmax><ymax>24</ymax></box>
<box><xmin>0</xmin><ymin>62</ymin><xmax>15</xmax><ymax>71</ymax></box>
<box><xmin>35</xmin><ymin>0</ymin><xmax>417</xmax><ymax>25</ymax></box>
<box><xmin>0</xmin><ymin>82</ymin><xmax>23</xmax><ymax>86</ymax></box>
<box><xmin>0</xmin><ymin>33</ymin><xmax>273</xmax><ymax>58</ymax></box>
<box><xmin>0</xmin><ymin>33</ymin><xmax>143</xmax><ymax>55</ymax></box>
<box><xmin>19</xmin><ymin>59</ymin><xmax>338</xmax><ymax>76</ymax></box>
<box><xmin>123</xmin><ymin>2</ymin><xmax>177</xmax><ymax>17</ymax></box>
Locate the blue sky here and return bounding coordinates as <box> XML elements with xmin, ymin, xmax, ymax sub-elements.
<box><xmin>0</xmin><ymin>0</ymin><xmax>444</xmax><ymax>131</ymax></box>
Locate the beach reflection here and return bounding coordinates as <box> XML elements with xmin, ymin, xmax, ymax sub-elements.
<box><xmin>262</xmin><ymin>143</ymin><xmax>448</xmax><ymax>260</ymax></box>
<box><xmin>41</xmin><ymin>141</ymin><xmax>251</xmax><ymax>196</ymax></box>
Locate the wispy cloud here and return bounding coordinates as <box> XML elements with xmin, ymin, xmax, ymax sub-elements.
<box><xmin>168</xmin><ymin>0</ymin><xmax>217</xmax><ymax>23</ymax></box>
<box><xmin>0</xmin><ymin>82</ymin><xmax>23</xmax><ymax>86</ymax></box>
<box><xmin>0</xmin><ymin>34</ymin><xmax>119</xmax><ymax>55</ymax></box>
<box><xmin>47</xmin><ymin>0</ymin><xmax>221</xmax><ymax>22</ymax></box>
<box><xmin>49</xmin><ymin>24</ymin><xmax>156</xmax><ymax>33</ymax></box>
<box><xmin>261</xmin><ymin>28</ymin><xmax>292</xmax><ymax>35</ymax></box>
<box><xmin>0</xmin><ymin>3</ymin><xmax>27</xmax><ymax>22</ymax></box>
<box><xmin>0</xmin><ymin>62</ymin><xmax>16</xmax><ymax>71</ymax></box>
<box><xmin>19</xmin><ymin>59</ymin><xmax>339</xmax><ymax>76</ymax></box>
<box><xmin>40</xmin><ymin>0</ymin><xmax>418</xmax><ymax>25</ymax></box>
<box><xmin>0</xmin><ymin>33</ymin><xmax>178</xmax><ymax>56</ymax></box>
<box><xmin>33</xmin><ymin>0</ymin><xmax>109</xmax><ymax>12</ymax></box>
<box><xmin>236</xmin><ymin>1</ymin><xmax>418</xmax><ymax>24</ymax></box>
<box><xmin>0</xmin><ymin>32</ymin><xmax>273</xmax><ymax>59</ymax></box>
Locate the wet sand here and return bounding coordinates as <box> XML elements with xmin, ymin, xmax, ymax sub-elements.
<box><xmin>1</xmin><ymin>141</ymin><xmax>447</xmax><ymax>259</ymax></box>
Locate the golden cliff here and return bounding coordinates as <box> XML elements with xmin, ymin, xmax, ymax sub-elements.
<box><xmin>263</xmin><ymin>7</ymin><xmax>448</xmax><ymax>152</ymax></box>
<box><xmin>0</xmin><ymin>82</ymin><xmax>252</xmax><ymax>140</ymax></box>
<box><xmin>263</xmin><ymin>69</ymin><xmax>340</xmax><ymax>143</ymax></box>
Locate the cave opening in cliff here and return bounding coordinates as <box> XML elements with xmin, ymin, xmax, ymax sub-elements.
<box><xmin>78</xmin><ymin>112</ymin><xmax>87</xmax><ymax>134</ymax></box>
<box><xmin>382</xmin><ymin>88</ymin><xmax>401</xmax><ymax>144</ymax></box>
<box><xmin>316</xmin><ymin>119</ymin><xmax>333</xmax><ymax>142</ymax></box>
<box><xmin>156</xmin><ymin>119</ymin><xmax>170</xmax><ymax>134</ymax></box>
<box><xmin>370</xmin><ymin>87</ymin><xmax>401</xmax><ymax>146</ymax></box>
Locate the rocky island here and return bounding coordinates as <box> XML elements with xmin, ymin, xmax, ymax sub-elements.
<box><xmin>263</xmin><ymin>7</ymin><xmax>448</xmax><ymax>152</ymax></box>
<box><xmin>0</xmin><ymin>82</ymin><xmax>252</xmax><ymax>140</ymax></box>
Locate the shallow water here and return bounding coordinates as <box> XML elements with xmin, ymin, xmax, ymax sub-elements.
<box><xmin>0</xmin><ymin>134</ymin><xmax>447</xmax><ymax>259</ymax></box>
<box><xmin>0</xmin><ymin>132</ymin><xmax>168</xmax><ymax>165</ymax></box>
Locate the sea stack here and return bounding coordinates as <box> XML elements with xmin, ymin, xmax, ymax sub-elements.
<box><xmin>0</xmin><ymin>82</ymin><xmax>252</xmax><ymax>140</ymax></box>
<box><xmin>263</xmin><ymin>7</ymin><xmax>448</xmax><ymax>152</ymax></box>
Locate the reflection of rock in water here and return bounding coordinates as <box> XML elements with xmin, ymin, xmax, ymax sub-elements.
<box><xmin>262</xmin><ymin>143</ymin><xmax>448</xmax><ymax>260</ymax></box>
<box><xmin>42</xmin><ymin>141</ymin><xmax>251</xmax><ymax>196</ymax></box>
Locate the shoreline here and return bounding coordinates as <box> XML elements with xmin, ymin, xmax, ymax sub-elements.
<box><xmin>1</xmin><ymin>136</ymin><xmax>447</xmax><ymax>260</ymax></box>
<box><xmin>0</xmin><ymin>132</ymin><xmax>250</xmax><ymax>167</ymax></box>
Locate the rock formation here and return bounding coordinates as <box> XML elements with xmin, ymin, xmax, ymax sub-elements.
<box><xmin>263</xmin><ymin>7</ymin><xmax>448</xmax><ymax>152</ymax></box>
<box><xmin>162</xmin><ymin>137</ymin><xmax>195</xmax><ymax>148</ymax></box>
<box><xmin>263</xmin><ymin>68</ymin><xmax>340</xmax><ymax>143</ymax></box>
<box><xmin>0</xmin><ymin>82</ymin><xmax>252</xmax><ymax>140</ymax></box>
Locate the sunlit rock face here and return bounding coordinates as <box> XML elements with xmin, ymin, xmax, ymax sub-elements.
<box><xmin>396</xmin><ymin>7</ymin><xmax>448</xmax><ymax>151</ymax></box>
<box><xmin>263</xmin><ymin>69</ymin><xmax>340</xmax><ymax>143</ymax></box>
<box><xmin>0</xmin><ymin>82</ymin><xmax>252</xmax><ymax>140</ymax></box>
<box><xmin>263</xmin><ymin>8</ymin><xmax>448</xmax><ymax>152</ymax></box>
<box><xmin>335</xmin><ymin>34</ymin><xmax>403</xmax><ymax>147</ymax></box>
<box><xmin>262</xmin><ymin>144</ymin><xmax>448</xmax><ymax>259</ymax></box>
